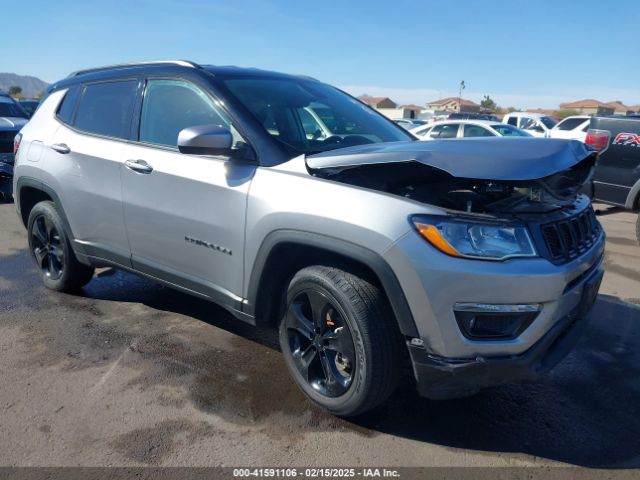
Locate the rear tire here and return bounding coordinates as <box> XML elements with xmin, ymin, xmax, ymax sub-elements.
<box><xmin>27</xmin><ymin>201</ymin><xmax>95</xmax><ymax>292</ymax></box>
<box><xmin>279</xmin><ymin>265</ymin><xmax>402</xmax><ymax>416</ymax></box>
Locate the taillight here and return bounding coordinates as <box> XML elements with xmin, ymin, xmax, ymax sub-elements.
<box><xmin>13</xmin><ymin>133</ymin><xmax>22</xmax><ymax>155</ymax></box>
<box><xmin>585</xmin><ymin>129</ymin><xmax>610</xmax><ymax>152</ymax></box>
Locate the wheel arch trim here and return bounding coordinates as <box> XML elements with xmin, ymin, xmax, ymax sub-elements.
<box><xmin>625</xmin><ymin>176</ymin><xmax>640</xmax><ymax>210</ymax></box>
<box><xmin>245</xmin><ymin>229</ymin><xmax>420</xmax><ymax>338</ymax></box>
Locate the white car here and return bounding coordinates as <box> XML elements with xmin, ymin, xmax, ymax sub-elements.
<box><xmin>502</xmin><ymin>112</ymin><xmax>558</xmax><ymax>137</ymax></box>
<box><xmin>548</xmin><ymin>116</ymin><xmax>591</xmax><ymax>142</ymax></box>
<box><xmin>412</xmin><ymin>120</ymin><xmax>531</xmax><ymax>140</ymax></box>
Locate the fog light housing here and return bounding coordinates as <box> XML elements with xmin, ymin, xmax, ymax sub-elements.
<box><xmin>453</xmin><ymin>303</ymin><xmax>541</xmax><ymax>340</ymax></box>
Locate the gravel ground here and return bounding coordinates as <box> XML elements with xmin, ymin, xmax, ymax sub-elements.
<box><xmin>0</xmin><ymin>202</ymin><xmax>639</xmax><ymax>469</ymax></box>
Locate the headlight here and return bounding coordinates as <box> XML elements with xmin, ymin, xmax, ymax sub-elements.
<box><xmin>412</xmin><ymin>216</ymin><xmax>537</xmax><ymax>260</ymax></box>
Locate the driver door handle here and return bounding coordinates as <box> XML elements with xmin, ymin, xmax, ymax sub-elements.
<box><xmin>125</xmin><ymin>159</ymin><xmax>153</xmax><ymax>174</ymax></box>
<box><xmin>50</xmin><ymin>143</ymin><xmax>70</xmax><ymax>154</ymax></box>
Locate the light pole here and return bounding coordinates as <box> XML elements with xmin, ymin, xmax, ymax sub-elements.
<box><xmin>458</xmin><ymin>80</ymin><xmax>465</xmax><ymax>112</ymax></box>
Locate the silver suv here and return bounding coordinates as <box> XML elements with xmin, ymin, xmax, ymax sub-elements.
<box><xmin>13</xmin><ymin>61</ymin><xmax>604</xmax><ymax>416</ymax></box>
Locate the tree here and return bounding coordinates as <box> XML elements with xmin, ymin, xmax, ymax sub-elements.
<box><xmin>507</xmin><ymin>107</ymin><xmax>518</xmax><ymax>113</ymax></box>
<box><xmin>480</xmin><ymin>94</ymin><xmax>497</xmax><ymax>112</ymax></box>
<box><xmin>36</xmin><ymin>90</ymin><xmax>45</xmax><ymax>99</ymax></box>
<box><xmin>555</xmin><ymin>109</ymin><xmax>579</xmax><ymax>119</ymax></box>
<box><xmin>8</xmin><ymin>86</ymin><xmax>22</xmax><ymax>99</ymax></box>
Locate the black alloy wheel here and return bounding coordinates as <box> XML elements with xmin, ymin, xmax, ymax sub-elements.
<box><xmin>30</xmin><ymin>214</ymin><xmax>65</xmax><ymax>280</ymax></box>
<box><xmin>284</xmin><ymin>288</ymin><xmax>356</xmax><ymax>397</ymax></box>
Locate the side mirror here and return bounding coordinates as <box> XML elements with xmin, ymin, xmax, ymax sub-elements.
<box><xmin>177</xmin><ymin>124</ymin><xmax>233</xmax><ymax>156</ymax></box>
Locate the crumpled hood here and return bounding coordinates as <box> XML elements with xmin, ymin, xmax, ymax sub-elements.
<box><xmin>0</xmin><ymin>117</ymin><xmax>28</xmax><ymax>131</ymax></box>
<box><xmin>306</xmin><ymin>138</ymin><xmax>594</xmax><ymax>181</ymax></box>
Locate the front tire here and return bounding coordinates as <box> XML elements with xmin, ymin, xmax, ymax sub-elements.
<box><xmin>279</xmin><ymin>266</ymin><xmax>402</xmax><ymax>416</ymax></box>
<box><xmin>27</xmin><ymin>201</ymin><xmax>95</xmax><ymax>292</ymax></box>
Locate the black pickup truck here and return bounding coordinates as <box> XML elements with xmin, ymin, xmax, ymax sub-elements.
<box><xmin>586</xmin><ymin>115</ymin><xmax>640</xmax><ymax>243</ymax></box>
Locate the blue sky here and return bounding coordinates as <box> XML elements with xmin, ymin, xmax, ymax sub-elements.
<box><xmin>5</xmin><ymin>0</ymin><xmax>639</xmax><ymax>108</ymax></box>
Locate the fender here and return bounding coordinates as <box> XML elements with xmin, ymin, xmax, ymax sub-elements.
<box><xmin>625</xmin><ymin>176</ymin><xmax>640</xmax><ymax>211</ymax></box>
<box><xmin>245</xmin><ymin>229</ymin><xmax>420</xmax><ymax>338</ymax></box>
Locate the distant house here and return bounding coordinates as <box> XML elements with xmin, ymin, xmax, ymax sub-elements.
<box><xmin>629</xmin><ymin>105</ymin><xmax>640</xmax><ymax>114</ymax></box>
<box><xmin>397</xmin><ymin>104</ymin><xmax>424</xmax><ymax>119</ymax></box>
<box><xmin>559</xmin><ymin>99</ymin><xmax>614</xmax><ymax>116</ymax></box>
<box><xmin>359</xmin><ymin>97</ymin><xmax>424</xmax><ymax>120</ymax></box>
<box><xmin>358</xmin><ymin>96</ymin><xmax>397</xmax><ymax>109</ymax></box>
<box><xmin>425</xmin><ymin>97</ymin><xmax>480</xmax><ymax>113</ymax></box>
<box><xmin>605</xmin><ymin>101</ymin><xmax>634</xmax><ymax>115</ymax></box>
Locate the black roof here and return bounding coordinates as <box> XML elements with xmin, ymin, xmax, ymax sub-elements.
<box><xmin>48</xmin><ymin>60</ymin><xmax>318</xmax><ymax>94</ymax></box>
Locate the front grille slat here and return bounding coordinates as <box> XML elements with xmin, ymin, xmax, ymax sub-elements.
<box><xmin>540</xmin><ymin>209</ymin><xmax>600</xmax><ymax>262</ymax></box>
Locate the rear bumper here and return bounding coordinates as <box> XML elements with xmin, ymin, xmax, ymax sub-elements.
<box><xmin>410</xmin><ymin>267</ymin><xmax>603</xmax><ymax>399</ymax></box>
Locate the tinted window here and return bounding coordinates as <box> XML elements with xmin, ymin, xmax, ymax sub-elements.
<box><xmin>519</xmin><ymin>117</ymin><xmax>536</xmax><ymax>130</ymax></box>
<box><xmin>430</xmin><ymin>124</ymin><xmax>459</xmax><ymax>138</ymax></box>
<box><xmin>540</xmin><ymin>116</ymin><xmax>557</xmax><ymax>128</ymax></box>
<box><xmin>491</xmin><ymin>124</ymin><xmax>531</xmax><ymax>137</ymax></box>
<box><xmin>74</xmin><ymin>81</ymin><xmax>137</xmax><ymax>139</ymax></box>
<box><xmin>506</xmin><ymin>116</ymin><xmax>518</xmax><ymax>126</ymax></box>
<box><xmin>139</xmin><ymin>79</ymin><xmax>230</xmax><ymax>147</ymax></box>
<box><xmin>556</xmin><ymin>118</ymin><xmax>586</xmax><ymax>131</ymax></box>
<box><xmin>0</xmin><ymin>96</ymin><xmax>28</xmax><ymax>118</ymax></box>
<box><xmin>56</xmin><ymin>87</ymin><xmax>80</xmax><ymax>124</ymax></box>
<box><xmin>463</xmin><ymin>124</ymin><xmax>494</xmax><ymax>137</ymax></box>
<box><xmin>222</xmin><ymin>77</ymin><xmax>410</xmax><ymax>155</ymax></box>
<box><xmin>414</xmin><ymin>126</ymin><xmax>432</xmax><ymax>136</ymax></box>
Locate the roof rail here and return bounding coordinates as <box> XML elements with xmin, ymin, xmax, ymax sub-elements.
<box><xmin>67</xmin><ymin>60</ymin><xmax>201</xmax><ymax>78</ymax></box>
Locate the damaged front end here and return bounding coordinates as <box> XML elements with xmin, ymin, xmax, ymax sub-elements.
<box><xmin>306</xmin><ymin>138</ymin><xmax>597</xmax><ymax>215</ymax></box>
<box><xmin>307</xmin><ymin>138</ymin><xmax>602</xmax><ymax>264</ymax></box>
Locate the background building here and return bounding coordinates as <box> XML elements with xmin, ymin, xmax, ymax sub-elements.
<box><xmin>559</xmin><ymin>99</ymin><xmax>615</xmax><ymax>116</ymax></box>
<box><xmin>425</xmin><ymin>97</ymin><xmax>480</xmax><ymax>113</ymax></box>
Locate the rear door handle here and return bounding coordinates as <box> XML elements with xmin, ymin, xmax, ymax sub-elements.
<box><xmin>50</xmin><ymin>143</ymin><xmax>70</xmax><ymax>154</ymax></box>
<box><xmin>125</xmin><ymin>159</ymin><xmax>153</xmax><ymax>174</ymax></box>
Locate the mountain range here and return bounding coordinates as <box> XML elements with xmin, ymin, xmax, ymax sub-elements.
<box><xmin>0</xmin><ymin>73</ymin><xmax>49</xmax><ymax>98</ymax></box>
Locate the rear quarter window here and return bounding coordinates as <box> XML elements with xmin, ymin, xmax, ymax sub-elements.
<box><xmin>56</xmin><ymin>86</ymin><xmax>80</xmax><ymax>125</ymax></box>
<box><xmin>74</xmin><ymin>80</ymin><xmax>138</xmax><ymax>139</ymax></box>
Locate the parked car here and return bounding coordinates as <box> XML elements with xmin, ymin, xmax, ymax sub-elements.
<box><xmin>549</xmin><ymin>115</ymin><xmax>590</xmax><ymax>142</ymax></box>
<box><xmin>412</xmin><ymin>120</ymin><xmax>531</xmax><ymax>139</ymax></box>
<box><xmin>14</xmin><ymin>61</ymin><xmax>604</xmax><ymax>416</ymax></box>
<box><xmin>503</xmin><ymin>112</ymin><xmax>558</xmax><ymax>137</ymax></box>
<box><xmin>585</xmin><ymin>115</ymin><xmax>640</xmax><ymax>242</ymax></box>
<box><xmin>0</xmin><ymin>91</ymin><xmax>29</xmax><ymax>200</ymax></box>
<box><xmin>394</xmin><ymin>118</ymin><xmax>428</xmax><ymax>130</ymax></box>
<box><xmin>448</xmin><ymin>112</ymin><xmax>501</xmax><ymax>122</ymax></box>
<box><xmin>18</xmin><ymin>99</ymin><xmax>40</xmax><ymax>118</ymax></box>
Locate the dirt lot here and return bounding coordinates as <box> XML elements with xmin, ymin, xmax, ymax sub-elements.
<box><xmin>0</xmin><ymin>202</ymin><xmax>639</xmax><ymax>468</ymax></box>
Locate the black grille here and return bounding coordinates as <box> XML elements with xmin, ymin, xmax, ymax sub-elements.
<box><xmin>541</xmin><ymin>209</ymin><xmax>600</xmax><ymax>262</ymax></box>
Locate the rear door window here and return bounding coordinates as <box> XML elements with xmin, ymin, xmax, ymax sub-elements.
<box><xmin>463</xmin><ymin>124</ymin><xmax>495</xmax><ymax>137</ymax></box>
<box><xmin>556</xmin><ymin>118</ymin><xmax>585</xmax><ymax>131</ymax></box>
<box><xmin>430</xmin><ymin>124</ymin><xmax>459</xmax><ymax>138</ymax></box>
<box><xmin>74</xmin><ymin>80</ymin><xmax>138</xmax><ymax>139</ymax></box>
<box><xmin>506</xmin><ymin>116</ymin><xmax>518</xmax><ymax>126</ymax></box>
<box><xmin>56</xmin><ymin>86</ymin><xmax>80</xmax><ymax>125</ymax></box>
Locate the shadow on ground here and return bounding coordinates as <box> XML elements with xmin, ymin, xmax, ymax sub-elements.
<box><xmin>2</xmin><ymin>251</ymin><xmax>639</xmax><ymax>468</ymax></box>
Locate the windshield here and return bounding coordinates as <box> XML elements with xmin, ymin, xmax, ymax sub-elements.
<box><xmin>0</xmin><ymin>98</ymin><xmax>28</xmax><ymax>118</ymax></box>
<box><xmin>491</xmin><ymin>124</ymin><xmax>531</xmax><ymax>137</ymax></box>
<box><xmin>540</xmin><ymin>116</ymin><xmax>558</xmax><ymax>128</ymax></box>
<box><xmin>221</xmin><ymin>77</ymin><xmax>412</xmax><ymax>155</ymax></box>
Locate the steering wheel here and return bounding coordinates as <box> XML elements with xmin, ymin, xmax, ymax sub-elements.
<box><xmin>321</xmin><ymin>135</ymin><xmax>343</xmax><ymax>145</ymax></box>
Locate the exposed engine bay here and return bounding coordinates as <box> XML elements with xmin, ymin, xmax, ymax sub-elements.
<box><xmin>317</xmin><ymin>157</ymin><xmax>596</xmax><ymax>215</ymax></box>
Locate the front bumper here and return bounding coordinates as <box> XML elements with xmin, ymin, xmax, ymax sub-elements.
<box><xmin>409</xmin><ymin>266</ymin><xmax>603</xmax><ymax>399</ymax></box>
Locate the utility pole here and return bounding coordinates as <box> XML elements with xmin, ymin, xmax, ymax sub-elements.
<box><xmin>458</xmin><ymin>80</ymin><xmax>465</xmax><ymax>112</ymax></box>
